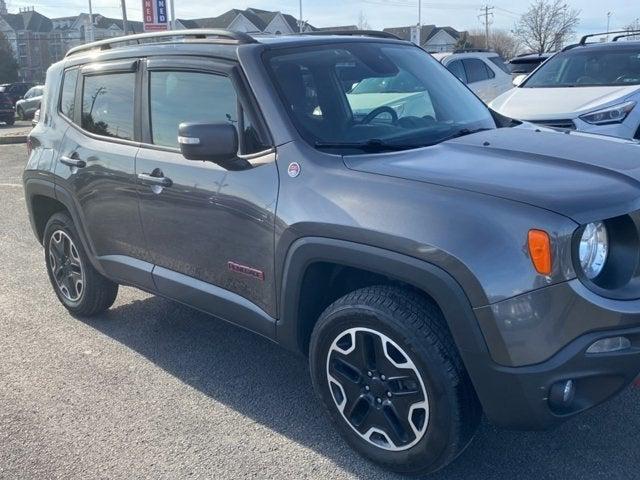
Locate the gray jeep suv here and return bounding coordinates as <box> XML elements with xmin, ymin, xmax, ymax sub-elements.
<box><xmin>23</xmin><ymin>30</ymin><xmax>640</xmax><ymax>475</ymax></box>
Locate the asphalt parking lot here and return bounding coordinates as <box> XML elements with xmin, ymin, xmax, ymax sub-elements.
<box><xmin>1</xmin><ymin>142</ymin><xmax>639</xmax><ymax>479</ymax></box>
<box><xmin>0</xmin><ymin>120</ymin><xmax>32</xmax><ymax>140</ymax></box>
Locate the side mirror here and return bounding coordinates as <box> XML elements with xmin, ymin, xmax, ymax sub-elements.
<box><xmin>178</xmin><ymin>122</ymin><xmax>238</xmax><ymax>163</ymax></box>
<box><xmin>512</xmin><ymin>74</ymin><xmax>527</xmax><ymax>87</ymax></box>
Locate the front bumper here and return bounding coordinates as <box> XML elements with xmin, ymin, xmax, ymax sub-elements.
<box><xmin>468</xmin><ymin>279</ymin><xmax>640</xmax><ymax>429</ymax></box>
<box><xmin>465</xmin><ymin>324</ymin><xmax>640</xmax><ymax>429</ymax></box>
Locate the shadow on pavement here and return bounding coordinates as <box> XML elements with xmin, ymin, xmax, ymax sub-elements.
<box><xmin>81</xmin><ymin>295</ymin><xmax>640</xmax><ymax>480</ymax></box>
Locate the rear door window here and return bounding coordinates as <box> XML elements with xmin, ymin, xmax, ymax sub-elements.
<box><xmin>446</xmin><ymin>60</ymin><xmax>467</xmax><ymax>83</ymax></box>
<box><xmin>81</xmin><ymin>72</ymin><xmax>135</xmax><ymax>140</ymax></box>
<box><xmin>463</xmin><ymin>58</ymin><xmax>493</xmax><ymax>83</ymax></box>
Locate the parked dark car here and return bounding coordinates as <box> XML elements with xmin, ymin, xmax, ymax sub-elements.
<box><xmin>508</xmin><ymin>52</ymin><xmax>555</xmax><ymax>75</ymax></box>
<box><xmin>0</xmin><ymin>92</ymin><xmax>15</xmax><ymax>125</ymax></box>
<box><xmin>0</xmin><ymin>82</ymin><xmax>35</xmax><ymax>105</ymax></box>
<box><xmin>23</xmin><ymin>30</ymin><xmax>640</xmax><ymax>476</ymax></box>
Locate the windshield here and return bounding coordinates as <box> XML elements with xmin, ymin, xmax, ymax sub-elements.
<box><xmin>266</xmin><ymin>43</ymin><xmax>495</xmax><ymax>153</ymax></box>
<box><xmin>524</xmin><ymin>46</ymin><xmax>640</xmax><ymax>88</ymax></box>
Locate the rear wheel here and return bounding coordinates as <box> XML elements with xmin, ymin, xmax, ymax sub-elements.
<box><xmin>16</xmin><ymin>107</ymin><xmax>24</xmax><ymax>121</ymax></box>
<box><xmin>43</xmin><ymin>212</ymin><xmax>118</xmax><ymax>316</ymax></box>
<box><xmin>5</xmin><ymin>116</ymin><xmax>14</xmax><ymax>126</ymax></box>
<box><xmin>310</xmin><ymin>286</ymin><xmax>481</xmax><ymax>476</ymax></box>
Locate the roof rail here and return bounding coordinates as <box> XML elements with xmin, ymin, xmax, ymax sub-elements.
<box><xmin>612</xmin><ymin>30</ymin><xmax>640</xmax><ymax>41</ymax></box>
<box><xmin>300</xmin><ymin>30</ymin><xmax>401</xmax><ymax>40</ymax></box>
<box><xmin>578</xmin><ymin>30</ymin><xmax>640</xmax><ymax>45</ymax></box>
<box><xmin>65</xmin><ymin>29</ymin><xmax>257</xmax><ymax>58</ymax></box>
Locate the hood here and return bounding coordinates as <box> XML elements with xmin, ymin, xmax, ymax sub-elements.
<box><xmin>343</xmin><ymin>127</ymin><xmax>640</xmax><ymax>224</ymax></box>
<box><xmin>489</xmin><ymin>85</ymin><xmax>640</xmax><ymax>120</ymax></box>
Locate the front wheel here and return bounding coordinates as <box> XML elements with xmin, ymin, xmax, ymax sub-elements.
<box><xmin>309</xmin><ymin>286</ymin><xmax>481</xmax><ymax>476</ymax></box>
<box><xmin>16</xmin><ymin>107</ymin><xmax>24</xmax><ymax>121</ymax></box>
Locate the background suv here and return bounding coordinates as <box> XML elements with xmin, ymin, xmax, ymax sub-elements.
<box><xmin>24</xmin><ymin>30</ymin><xmax>640</xmax><ymax>475</ymax></box>
<box><xmin>432</xmin><ymin>50</ymin><xmax>513</xmax><ymax>102</ymax></box>
<box><xmin>15</xmin><ymin>85</ymin><xmax>44</xmax><ymax>120</ymax></box>
<box><xmin>491</xmin><ymin>34</ymin><xmax>640</xmax><ymax>139</ymax></box>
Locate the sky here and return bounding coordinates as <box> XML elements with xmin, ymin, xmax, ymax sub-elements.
<box><xmin>7</xmin><ymin>0</ymin><xmax>640</xmax><ymax>42</ymax></box>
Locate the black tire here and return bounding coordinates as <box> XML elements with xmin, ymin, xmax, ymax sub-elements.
<box><xmin>309</xmin><ymin>286</ymin><xmax>481</xmax><ymax>476</ymax></box>
<box><xmin>5</xmin><ymin>116</ymin><xmax>14</xmax><ymax>126</ymax></box>
<box><xmin>16</xmin><ymin>107</ymin><xmax>23</xmax><ymax>121</ymax></box>
<box><xmin>43</xmin><ymin>212</ymin><xmax>118</xmax><ymax>316</ymax></box>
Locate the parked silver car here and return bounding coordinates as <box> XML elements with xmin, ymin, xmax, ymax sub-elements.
<box><xmin>16</xmin><ymin>85</ymin><xmax>44</xmax><ymax>120</ymax></box>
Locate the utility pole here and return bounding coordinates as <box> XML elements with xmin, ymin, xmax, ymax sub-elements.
<box><xmin>606</xmin><ymin>12</ymin><xmax>612</xmax><ymax>41</ymax></box>
<box><xmin>169</xmin><ymin>0</ymin><xmax>176</xmax><ymax>30</ymax></box>
<box><xmin>479</xmin><ymin>5</ymin><xmax>494</xmax><ymax>50</ymax></box>
<box><xmin>299</xmin><ymin>0</ymin><xmax>303</xmax><ymax>32</ymax></box>
<box><xmin>87</xmin><ymin>0</ymin><xmax>95</xmax><ymax>43</ymax></box>
<box><xmin>121</xmin><ymin>0</ymin><xmax>129</xmax><ymax>35</ymax></box>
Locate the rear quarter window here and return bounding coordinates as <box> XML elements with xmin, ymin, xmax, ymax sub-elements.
<box><xmin>60</xmin><ymin>69</ymin><xmax>78</xmax><ymax>120</ymax></box>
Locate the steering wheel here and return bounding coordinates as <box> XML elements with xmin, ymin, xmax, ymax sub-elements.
<box><xmin>361</xmin><ymin>106</ymin><xmax>398</xmax><ymax>125</ymax></box>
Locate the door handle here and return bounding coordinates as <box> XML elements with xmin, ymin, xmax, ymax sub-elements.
<box><xmin>137</xmin><ymin>173</ymin><xmax>173</xmax><ymax>188</ymax></box>
<box><xmin>60</xmin><ymin>155</ymin><xmax>86</xmax><ymax>168</ymax></box>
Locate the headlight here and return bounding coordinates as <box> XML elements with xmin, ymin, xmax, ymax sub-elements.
<box><xmin>579</xmin><ymin>100</ymin><xmax>636</xmax><ymax>125</ymax></box>
<box><xmin>579</xmin><ymin>222</ymin><xmax>608</xmax><ymax>279</ymax></box>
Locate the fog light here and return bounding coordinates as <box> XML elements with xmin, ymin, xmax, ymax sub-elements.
<box><xmin>586</xmin><ymin>336</ymin><xmax>631</xmax><ymax>354</ymax></box>
<box><xmin>549</xmin><ymin>379</ymin><xmax>575</xmax><ymax>410</ymax></box>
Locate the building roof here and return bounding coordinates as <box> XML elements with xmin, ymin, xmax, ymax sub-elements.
<box><xmin>314</xmin><ymin>25</ymin><xmax>359</xmax><ymax>32</ymax></box>
<box><xmin>382</xmin><ymin>24</ymin><xmax>462</xmax><ymax>45</ymax></box>
<box><xmin>94</xmin><ymin>14</ymin><xmax>143</xmax><ymax>34</ymax></box>
<box><xmin>184</xmin><ymin>8</ymin><xmax>309</xmax><ymax>33</ymax></box>
<box><xmin>1</xmin><ymin>10</ymin><xmax>52</xmax><ymax>32</ymax></box>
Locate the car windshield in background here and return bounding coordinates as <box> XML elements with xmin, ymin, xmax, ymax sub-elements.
<box><xmin>266</xmin><ymin>43</ymin><xmax>495</xmax><ymax>154</ymax></box>
<box><xmin>488</xmin><ymin>56</ymin><xmax>510</xmax><ymax>74</ymax></box>
<box><xmin>524</xmin><ymin>45</ymin><xmax>640</xmax><ymax>88</ymax></box>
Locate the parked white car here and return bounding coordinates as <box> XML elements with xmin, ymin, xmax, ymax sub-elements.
<box><xmin>432</xmin><ymin>50</ymin><xmax>513</xmax><ymax>103</ymax></box>
<box><xmin>490</xmin><ymin>37</ymin><xmax>640</xmax><ymax>140</ymax></box>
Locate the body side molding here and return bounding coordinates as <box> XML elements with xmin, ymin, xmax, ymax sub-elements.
<box><xmin>152</xmin><ymin>266</ymin><xmax>277</xmax><ymax>341</ymax></box>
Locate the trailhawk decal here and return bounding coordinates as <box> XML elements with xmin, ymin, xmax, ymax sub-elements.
<box><xmin>227</xmin><ymin>261</ymin><xmax>265</xmax><ymax>281</ymax></box>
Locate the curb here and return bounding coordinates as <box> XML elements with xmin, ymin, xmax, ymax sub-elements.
<box><xmin>0</xmin><ymin>135</ymin><xmax>28</xmax><ymax>145</ymax></box>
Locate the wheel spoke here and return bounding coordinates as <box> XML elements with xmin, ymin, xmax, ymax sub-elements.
<box><xmin>345</xmin><ymin>395</ymin><xmax>373</xmax><ymax>429</ymax></box>
<box><xmin>358</xmin><ymin>331</ymin><xmax>381</xmax><ymax>371</ymax></box>
<box><xmin>381</xmin><ymin>403</ymin><xmax>417</xmax><ymax>446</ymax></box>
<box><xmin>329</xmin><ymin>356</ymin><xmax>363</xmax><ymax>391</ymax></box>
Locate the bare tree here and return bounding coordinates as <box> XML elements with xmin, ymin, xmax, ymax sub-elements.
<box><xmin>455</xmin><ymin>28</ymin><xmax>519</xmax><ymax>58</ymax></box>
<box><xmin>514</xmin><ymin>0</ymin><xmax>580</xmax><ymax>53</ymax></box>
<box><xmin>357</xmin><ymin>11</ymin><xmax>370</xmax><ymax>30</ymax></box>
<box><xmin>623</xmin><ymin>19</ymin><xmax>640</xmax><ymax>41</ymax></box>
<box><xmin>491</xmin><ymin>29</ymin><xmax>521</xmax><ymax>59</ymax></box>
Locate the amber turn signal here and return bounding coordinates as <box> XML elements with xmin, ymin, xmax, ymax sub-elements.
<box><xmin>528</xmin><ymin>229</ymin><xmax>552</xmax><ymax>275</ymax></box>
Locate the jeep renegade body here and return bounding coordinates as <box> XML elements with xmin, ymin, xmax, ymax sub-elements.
<box><xmin>23</xmin><ymin>30</ymin><xmax>640</xmax><ymax>475</ymax></box>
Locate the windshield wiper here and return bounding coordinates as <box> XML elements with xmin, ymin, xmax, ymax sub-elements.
<box><xmin>438</xmin><ymin>127</ymin><xmax>493</xmax><ymax>143</ymax></box>
<box><xmin>315</xmin><ymin>139</ymin><xmax>417</xmax><ymax>153</ymax></box>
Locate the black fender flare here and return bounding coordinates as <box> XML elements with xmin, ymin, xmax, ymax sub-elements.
<box><xmin>277</xmin><ymin>237</ymin><xmax>489</xmax><ymax>357</ymax></box>
<box><xmin>23</xmin><ymin>177</ymin><xmax>108</xmax><ymax>277</ymax></box>
<box><xmin>276</xmin><ymin>237</ymin><xmax>508</xmax><ymax>423</ymax></box>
